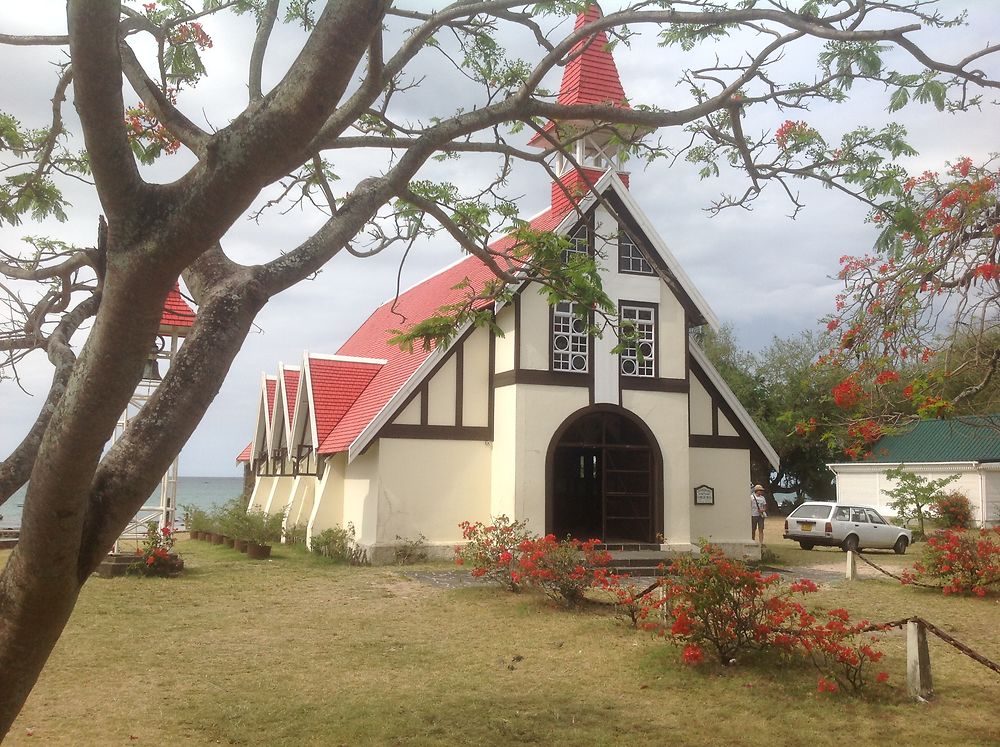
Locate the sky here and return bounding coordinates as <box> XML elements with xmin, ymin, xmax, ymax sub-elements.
<box><xmin>0</xmin><ymin>1</ymin><xmax>997</xmax><ymax>476</ymax></box>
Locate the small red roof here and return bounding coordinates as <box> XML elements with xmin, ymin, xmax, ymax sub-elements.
<box><xmin>236</xmin><ymin>442</ymin><xmax>252</xmax><ymax>463</ymax></box>
<box><xmin>160</xmin><ymin>282</ymin><xmax>196</xmax><ymax>329</ymax></box>
<box><xmin>308</xmin><ymin>357</ymin><xmax>384</xmax><ymax>446</ymax></box>
<box><xmin>316</xmin><ymin>205</ymin><xmax>568</xmax><ymax>455</ymax></box>
<box><xmin>282</xmin><ymin>368</ymin><xmax>300</xmax><ymax>426</ymax></box>
<box><xmin>529</xmin><ymin>4</ymin><xmax>630</xmax><ymax>148</ymax></box>
<box><xmin>265</xmin><ymin>378</ymin><xmax>277</xmax><ymax>428</ymax></box>
<box><xmin>558</xmin><ymin>4</ymin><xmax>629</xmax><ymax>109</ymax></box>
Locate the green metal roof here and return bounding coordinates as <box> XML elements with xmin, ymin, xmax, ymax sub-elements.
<box><xmin>869</xmin><ymin>416</ymin><xmax>1000</xmax><ymax>463</ymax></box>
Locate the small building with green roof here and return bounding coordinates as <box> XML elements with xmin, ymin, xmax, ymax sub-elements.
<box><xmin>827</xmin><ymin>416</ymin><xmax>1000</xmax><ymax>527</ymax></box>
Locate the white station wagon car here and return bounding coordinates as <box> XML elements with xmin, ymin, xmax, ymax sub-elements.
<box><xmin>783</xmin><ymin>501</ymin><xmax>913</xmax><ymax>553</ymax></box>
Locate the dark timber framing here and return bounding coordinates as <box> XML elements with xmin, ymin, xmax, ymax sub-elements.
<box><xmin>687</xmin><ymin>357</ymin><xmax>752</xmax><ymax>451</ymax></box>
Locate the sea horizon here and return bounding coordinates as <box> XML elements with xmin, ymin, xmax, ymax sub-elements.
<box><xmin>0</xmin><ymin>475</ymin><xmax>245</xmax><ymax>530</ymax></box>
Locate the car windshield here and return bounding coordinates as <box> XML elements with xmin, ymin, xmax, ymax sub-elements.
<box><xmin>789</xmin><ymin>504</ymin><xmax>833</xmax><ymax>520</ymax></box>
<box><xmin>866</xmin><ymin>509</ymin><xmax>887</xmax><ymax>525</ymax></box>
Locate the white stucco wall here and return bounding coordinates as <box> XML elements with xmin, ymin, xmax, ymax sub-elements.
<box><xmin>263</xmin><ymin>475</ymin><xmax>294</xmax><ymax>516</ymax></box>
<box><xmin>689</xmin><ymin>376</ymin><xmax>713</xmax><ymax>436</ymax></box>
<box><xmin>982</xmin><ymin>469</ymin><xmax>1000</xmax><ymax>526</ymax></box>
<box><xmin>375</xmin><ymin>438</ymin><xmax>492</xmax><ymax>545</ymax></box>
<box><xmin>622</xmin><ymin>388</ymin><xmax>692</xmax><ymax>547</ymax></box>
<box><xmin>689</xmin><ymin>447</ymin><xmax>752</xmax><ymax>544</ymax></box>
<box><xmin>307</xmin><ymin>454</ymin><xmax>346</xmax><ymax>544</ymax></box>
<box><xmin>426</xmin><ymin>355</ymin><xmax>457</xmax><ymax>426</ymax></box>
<box><xmin>393</xmin><ymin>396</ymin><xmax>421</xmax><ymax>425</ymax></box>
<box><xmin>284</xmin><ymin>476</ymin><xmax>315</xmax><ymax>532</ymax></box>
<box><xmin>490</xmin><ymin>384</ymin><xmax>517</xmax><ymax>518</ymax></box>
<box><xmin>462</xmin><ymin>326</ymin><xmax>491</xmax><ymax>427</ymax></box>
<box><xmin>342</xmin><ymin>445</ymin><xmax>381</xmax><ymax>546</ymax></box>
<box><xmin>519</xmin><ymin>286</ymin><xmax>551</xmax><ymax>370</ymax></box>
<box><xmin>494</xmin><ymin>305</ymin><xmax>515</xmax><ymax>373</ymax></box>
<box><xmin>512</xmin><ymin>384</ymin><xmax>591</xmax><ymax>532</ymax></box>
<box><xmin>247</xmin><ymin>475</ymin><xmax>275</xmax><ymax>511</ymax></box>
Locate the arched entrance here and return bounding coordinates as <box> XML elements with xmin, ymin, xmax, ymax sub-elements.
<box><xmin>546</xmin><ymin>405</ymin><xmax>662</xmax><ymax>543</ymax></box>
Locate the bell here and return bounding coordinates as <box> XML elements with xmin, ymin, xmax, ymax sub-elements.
<box><xmin>141</xmin><ymin>357</ymin><xmax>162</xmax><ymax>381</ymax></box>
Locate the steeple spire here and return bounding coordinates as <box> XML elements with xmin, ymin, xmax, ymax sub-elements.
<box><xmin>529</xmin><ymin>3</ymin><xmax>640</xmax><ymax>212</ymax></box>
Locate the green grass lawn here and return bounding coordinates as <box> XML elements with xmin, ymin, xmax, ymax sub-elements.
<box><xmin>2</xmin><ymin>535</ymin><xmax>999</xmax><ymax>746</ymax></box>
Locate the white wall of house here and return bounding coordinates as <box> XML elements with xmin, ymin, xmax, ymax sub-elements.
<box><xmin>689</xmin><ymin>447</ymin><xmax>752</xmax><ymax>544</ymax></box>
<box><xmin>284</xmin><ymin>476</ymin><xmax>315</xmax><ymax>532</ymax></box>
<box><xmin>375</xmin><ymin>438</ymin><xmax>492</xmax><ymax>547</ymax></box>
<box><xmin>622</xmin><ymin>388</ymin><xmax>692</xmax><ymax>548</ymax></box>
<box><xmin>263</xmin><ymin>475</ymin><xmax>295</xmax><ymax>517</ymax></box>
<box><xmin>342</xmin><ymin>446</ymin><xmax>381</xmax><ymax>546</ymax></box>
<box><xmin>307</xmin><ymin>453</ymin><xmax>346</xmax><ymax>544</ymax></box>
<box><xmin>247</xmin><ymin>474</ymin><xmax>275</xmax><ymax>511</ymax></box>
<box><xmin>831</xmin><ymin>462</ymin><xmax>992</xmax><ymax>526</ymax></box>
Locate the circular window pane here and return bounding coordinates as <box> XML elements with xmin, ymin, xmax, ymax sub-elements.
<box><xmin>639</xmin><ymin>342</ymin><xmax>653</xmax><ymax>357</ymax></box>
<box><xmin>554</xmin><ymin>334</ymin><xmax>569</xmax><ymax>351</ymax></box>
<box><xmin>572</xmin><ymin>354</ymin><xmax>587</xmax><ymax>371</ymax></box>
<box><xmin>622</xmin><ymin>358</ymin><xmax>636</xmax><ymax>375</ymax></box>
<box><xmin>572</xmin><ymin>318</ymin><xmax>586</xmax><ymax>334</ymax></box>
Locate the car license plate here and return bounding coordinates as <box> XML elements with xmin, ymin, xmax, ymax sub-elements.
<box><xmin>799</xmin><ymin>522</ymin><xmax>814</xmax><ymax>531</ymax></box>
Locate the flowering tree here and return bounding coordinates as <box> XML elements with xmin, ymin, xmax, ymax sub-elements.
<box><xmin>817</xmin><ymin>156</ymin><xmax>1000</xmax><ymax>456</ymax></box>
<box><xmin>0</xmin><ymin>0</ymin><xmax>999</xmax><ymax>734</ymax></box>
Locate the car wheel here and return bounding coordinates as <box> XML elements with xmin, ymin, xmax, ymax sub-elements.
<box><xmin>893</xmin><ymin>536</ymin><xmax>909</xmax><ymax>555</ymax></box>
<box><xmin>798</xmin><ymin>541</ymin><xmax>815</xmax><ymax>550</ymax></box>
<box><xmin>842</xmin><ymin>534</ymin><xmax>860</xmax><ymax>553</ymax></box>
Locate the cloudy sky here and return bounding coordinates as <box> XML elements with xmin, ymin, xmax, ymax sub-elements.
<box><xmin>0</xmin><ymin>1</ymin><xmax>997</xmax><ymax>477</ymax></box>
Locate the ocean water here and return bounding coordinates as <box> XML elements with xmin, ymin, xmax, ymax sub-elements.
<box><xmin>0</xmin><ymin>476</ymin><xmax>245</xmax><ymax>530</ymax></box>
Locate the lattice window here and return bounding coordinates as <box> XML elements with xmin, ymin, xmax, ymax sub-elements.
<box><xmin>618</xmin><ymin>232</ymin><xmax>653</xmax><ymax>274</ymax></box>
<box><xmin>552</xmin><ymin>301</ymin><xmax>589</xmax><ymax>372</ymax></box>
<box><xmin>562</xmin><ymin>224</ymin><xmax>589</xmax><ymax>264</ymax></box>
<box><xmin>620</xmin><ymin>304</ymin><xmax>655</xmax><ymax>377</ymax></box>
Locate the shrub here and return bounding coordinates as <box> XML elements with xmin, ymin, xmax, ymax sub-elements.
<box><xmin>454</xmin><ymin>516</ymin><xmax>534</xmax><ymax>591</ymax></box>
<box><xmin>639</xmin><ymin>543</ymin><xmax>809</xmax><ymax>664</ymax></box>
<box><xmin>902</xmin><ymin>527</ymin><xmax>1000</xmax><ymax>596</ymax></box>
<box><xmin>933</xmin><ymin>491</ymin><xmax>974</xmax><ymax>529</ymax></box>
<box><xmin>515</xmin><ymin>535</ymin><xmax>614</xmax><ymax>605</ymax></box>
<box><xmin>285</xmin><ymin>523</ymin><xmax>308</xmax><ymax>546</ymax></box>
<box><xmin>799</xmin><ymin>609</ymin><xmax>889</xmax><ymax>695</ymax></box>
<box><xmin>130</xmin><ymin>522</ymin><xmax>180</xmax><ymax>577</ymax></box>
<box><xmin>883</xmin><ymin>467</ymin><xmax>958</xmax><ymax>537</ymax></box>
<box><xmin>394</xmin><ymin>533</ymin><xmax>428</xmax><ymax>565</ymax></box>
<box><xmin>311</xmin><ymin>523</ymin><xmax>368</xmax><ymax>565</ymax></box>
<box><xmin>181</xmin><ymin>504</ymin><xmax>209</xmax><ymax>534</ymax></box>
<box><xmin>635</xmin><ymin>543</ymin><xmax>890</xmax><ymax>694</ymax></box>
<box><xmin>243</xmin><ymin>508</ymin><xmax>285</xmax><ymax>546</ymax></box>
<box><xmin>218</xmin><ymin>497</ymin><xmax>251</xmax><ymax>540</ymax></box>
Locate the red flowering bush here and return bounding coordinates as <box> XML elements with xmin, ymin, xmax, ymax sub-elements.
<box><xmin>932</xmin><ymin>491</ymin><xmax>974</xmax><ymax>529</ymax></box>
<box><xmin>516</xmin><ymin>535</ymin><xmax>614</xmax><ymax>605</ymax></box>
<box><xmin>799</xmin><ymin>608</ymin><xmax>889</xmax><ymax>694</ymax></box>
<box><xmin>902</xmin><ymin>527</ymin><xmax>1000</xmax><ymax>596</ymax></box>
<box><xmin>637</xmin><ymin>543</ymin><xmax>815</xmax><ymax>665</ymax></box>
<box><xmin>633</xmin><ymin>544</ymin><xmax>890</xmax><ymax>694</ymax></box>
<box><xmin>454</xmin><ymin>516</ymin><xmax>533</xmax><ymax>591</ymax></box>
<box><xmin>131</xmin><ymin>522</ymin><xmax>181</xmax><ymax>577</ymax></box>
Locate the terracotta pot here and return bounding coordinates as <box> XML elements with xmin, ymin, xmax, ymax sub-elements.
<box><xmin>201</xmin><ymin>532</ymin><xmax>214</xmax><ymax>542</ymax></box>
<box><xmin>246</xmin><ymin>542</ymin><xmax>272</xmax><ymax>560</ymax></box>
<box><xmin>189</xmin><ymin>531</ymin><xmax>201</xmax><ymax>540</ymax></box>
<box><xmin>211</xmin><ymin>533</ymin><xmax>224</xmax><ymax>545</ymax></box>
<box><xmin>224</xmin><ymin>537</ymin><xmax>236</xmax><ymax>549</ymax></box>
<box><xmin>233</xmin><ymin>538</ymin><xmax>248</xmax><ymax>553</ymax></box>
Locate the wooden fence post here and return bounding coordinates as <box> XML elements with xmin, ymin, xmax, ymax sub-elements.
<box><xmin>845</xmin><ymin>550</ymin><xmax>857</xmax><ymax>580</ymax></box>
<box><xmin>907</xmin><ymin>620</ymin><xmax>934</xmax><ymax>700</ymax></box>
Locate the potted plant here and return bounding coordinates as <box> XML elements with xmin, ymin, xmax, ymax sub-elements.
<box><xmin>182</xmin><ymin>504</ymin><xmax>209</xmax><ymax>540</ymax></box>
<box><xmin>219</xmin><ymin>497</ymin><xmax>246</xmax><ymax>549</ymax></box>
<box><xmin>244</xmin><ymin>508</ymin><xmax>284</xmax><ymax>559</ymax></box>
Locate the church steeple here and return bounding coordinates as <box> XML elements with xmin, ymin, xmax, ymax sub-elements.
<box><xmin>529</xmin><ymin>4</ymin><xmax>640</xmax><ymax>212</ymax></box>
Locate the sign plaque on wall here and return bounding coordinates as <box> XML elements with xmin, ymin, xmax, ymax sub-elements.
<box><xmin>694</xmin><ymin>485</ymin><xmax>715</xmax><ymax>505</ymax></box>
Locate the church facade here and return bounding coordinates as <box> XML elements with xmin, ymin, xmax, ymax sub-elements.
<box><xmin>237</xmin><ymin>5</ymin><xmax>777</xmax><ymax>562</ymax></box>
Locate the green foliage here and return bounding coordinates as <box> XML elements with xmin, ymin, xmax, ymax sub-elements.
<box><xmin>242</xmin><ymin>507</ymin><xmax>286</xmax><ymax>546</ymax></box>
<box><xmin>394</xmin><ymin>533</ymin><xmax>429</xmax><ymax>565</ymax></box>
<box><xmin>883</xmin><ymin>467</ymin><xmax>958</xmax><ymax>538</ymax></box>
<box><xmin>932</xmin><ymin>491</ymin><xmax>974</xmax><ymax>530</ymax></box>
<box><xmin>310</xmin><ymin>523</ymin><xmax>368</xmax><ymax>565</ymax></box>
<box><xmin>181</xmin><ymin>504</ymin><xmax>210</xmax><ymax>534</ymax></box>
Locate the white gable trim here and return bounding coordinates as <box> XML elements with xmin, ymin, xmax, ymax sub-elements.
<box><xmin>690</xmin><ymin>341</ymin><xmax>780</xmax><ymax>470</ymax></box>
<box><xmin>252</xmin><ymin>373</ymin><xmax>278</xmax><ymax>461</ymax></box>
<box><xmin>309</xmin><ymin>353</ymin><xmax>388</xmax><ymax>365</ymax></box>
<box><xmin>288</xmin><ymin>353</ymin><xmax>313</xmax><ymax>453</ymax></box>
<box><xmin>828</xmin><ymin>461</ymin><xmax>980</xmax><ymax>474</ymax></box>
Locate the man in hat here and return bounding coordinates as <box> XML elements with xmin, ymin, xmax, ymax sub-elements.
<box><xmin>750</xmin><ymin>485</ymin><xmax>768</xmax><ymax>545</ymax></box>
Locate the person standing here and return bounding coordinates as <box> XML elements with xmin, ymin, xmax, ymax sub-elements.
<box><xmin>750</xmin><ymin>484</ymin><xmax>768</xmax><ymax>544</ymax></box>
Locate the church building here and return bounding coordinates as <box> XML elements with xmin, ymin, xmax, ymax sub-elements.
<box><xmin>237</xmin><ymin>5</ymin><xmax>778</xmax><ymax>562</ymax></box>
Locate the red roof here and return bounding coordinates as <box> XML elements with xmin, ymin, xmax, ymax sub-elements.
<box><xmin>160</xmin><ymin>282</ymin><xmax>196</xmax><ymax>329</ymax></box>
<box><xmin>528</xmin><ymin>4</ymin><xmax>630</xmax><ymax>148</ymax></box>
<box><xmin>265</xmin><ymin>378</ymin><xmax>277</xmax><ymax>428</ymax></box>
<box><xmin>236</xmin><ymin>442</ymin><xmax>252</xmax><ymax>463</ymax></box>
<box><xmin>282</xmin><ymin>368</ymin><xmax>300</xmax><ymax>427</ymax></box>
<box><xmin>558</xmin><ymin>4</ymin><xmax>629</xmax><ymax>109</ymax></box>
<box><xmin>316</xmin><ymin>205</ymin><xmax>568</xmax><ymax>455</ymax></box>
<box><xmin>307</xmin><ymin>357</ymin><xmax>384</xmax><ymax>446</ymax></box>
